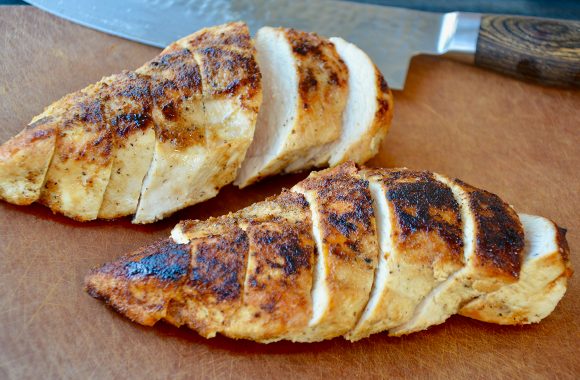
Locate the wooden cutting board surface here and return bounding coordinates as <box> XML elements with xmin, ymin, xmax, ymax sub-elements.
<box><xmin>0</xmin><ymin>7</ymin><xmax>578</xmax><ymax>379</ymax></box>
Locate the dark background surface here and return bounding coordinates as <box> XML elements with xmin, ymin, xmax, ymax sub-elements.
<box><xmin>3</xmin><ymin>0</ymin><xmax>580</xmax><ymax>20</ymax></box>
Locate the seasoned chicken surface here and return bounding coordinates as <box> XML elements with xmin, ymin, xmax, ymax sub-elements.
<box><xmin>0</xmin><ymin>22</ymin><xmax>262</xmax><ymax>222</ymax></box>
<box><xmin>0</xmin><ymin>23</ymin><xmax>395</xmax><ymax>222</ymax></box>
<box><xmin>292</xmin><ymin>163</ymin><xmax>379</xmax><ymax>341</ymax></box>
<box><xmin>348</xmin><ymin>169</ymin><xmax>464</xmax><ymax>340</ymax></box>
<box><xmin>134</xmin><ymin>23</ymin><xmax>262</xmax><ymax>223</ymax></box>
<box><xmin>86</xmin><ymin>163</ymin><xmax>572</xmax><ymax>342</ymax></box>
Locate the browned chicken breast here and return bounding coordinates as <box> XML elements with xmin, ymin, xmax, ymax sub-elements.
<box><xmin>86</xmin><ymin>163</ymin><xmax>572</xmax><ymax>342</ymax></box>
<box><xmin>0</xmin><ymin>23</ymin><xmax>395</xmax><ymax>223</ymax></box>
<box><xmin>0</xmin><ymin>22</ymin><xmax>262</xmax><ymax>222</ymax></box>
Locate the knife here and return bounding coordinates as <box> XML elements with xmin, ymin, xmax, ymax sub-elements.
<box><xmin>25</xmin><ymin>0</ymin><xmax>580</xmax><ymax>89</ymax></box>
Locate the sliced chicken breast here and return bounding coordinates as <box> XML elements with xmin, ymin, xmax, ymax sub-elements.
<box><xmin>134</xmin><ymin>22</ymin><xmax>262</xmax><ymax>223</ymax></box>
<box><xmin>86</xmin><ymin>163</ymin><xmax>571</xmax><ymax>342</ymax></box>
<box><xmin>327</xmin><ymin>37</ymin><xmax>394</xmax><ymax>167</ymax></box>
<box><xmin>0</xmin><ymin>22</ymin><xmax>260</xmax><ymax>223</ymax></box>
<box><xmin>459</xmin><ymin>214</ymin><xmax>571</xmax><ymax>324</ymax></box>
<box><xmin>1</xmin><ymin>23</ymin><xmax>397</xmax><ymax>223</ymax></box>
<box><xmin>389</xmin><ymin>176</ymin><xmax>525</xmax><ymax>336</ymax></box>
<box><xmin>291</xmin><ymin>163</ymin><xmax>379</xmax><ymax>341</ymax></box>
<box><xmin>235</xmin><ymin>27</ymin><xmax>348</xmax><ymax>187</ymax></box>
<box><xmin>346</xmin><ymin>169</ymin><xmax>464</xmax><ymax>341</ymax></box>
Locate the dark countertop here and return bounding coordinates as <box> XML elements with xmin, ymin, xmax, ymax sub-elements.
<box><xmin>3</xmin><ymin>0</ymin><xmax>580</xmax><ymax>20</ymax></box>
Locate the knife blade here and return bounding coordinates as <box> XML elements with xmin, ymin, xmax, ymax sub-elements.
<box><xmin>25</xmin><ymin>0</ymin><xmax>580</xmax><ymax>88</ymax></box>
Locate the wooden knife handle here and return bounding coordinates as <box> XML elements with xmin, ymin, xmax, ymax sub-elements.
<box><xmin>474</xmin><ymin>15</ymin><xmax>580</xmax><ymax>87</ymax></box>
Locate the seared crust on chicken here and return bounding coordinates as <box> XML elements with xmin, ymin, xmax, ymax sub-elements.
<box><xmin>347</xmin><ymin>169</ymin><xmax>464</xmax><ymax>340</ymax></box>
<box><xmin>0</xmin><ymin>23</ymin><xmax>396</xmax><ymax>222</ymax></box>
<box><xmin>134</xmin><ymin>22</ymin><xmax>262</xmax><ymax>223</ymax></box>
<box><xmin>0</xmin><ymin>22</ymin><xmax>262</xmax><ymax>222</ymax></box>
<box><xmin>86</xmin><ymin>163</ymin><xmax>572</xmax><ymax>342</ymax></box>
<box><xmin>293</xmin><ymin>163</ymin><xmax>379</xmax><ymax>341</ymax></box>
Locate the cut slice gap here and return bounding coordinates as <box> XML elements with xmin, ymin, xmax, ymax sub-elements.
<box><xmin>388</xmin><ymin>173</ymin><xmax>480</xmax><ymax>336</ymax></box>
<box><xmin>345</xmin><ymin>179</ymin><xmax>393</xmax><ymax>340</ymax></box>
<box><xmin>235</xmin><ymin>27</ymin><xmax>347</xmax><ymax>187</ymax></box>
<box><xmin>291</xmin><ymin>164</ymin><xmax>378</xmax><ymax>342</ymax></box>
<box><xmin>347</xmin><ymin>169</ymin><xmax>464</xmax><ymax>341</ymax></box>
<box><xmin>459</xmin><ymin>214</ymin><xmax>571</xmax><ymax>324</ymax></box>
<box><xmin>327</xmin><ymin>37</ymin><xmax>393</xmax><ymax>167</ymax></box>
<box><xmin>234</xmin><ymin>27</ymin><xmax>299</xmax><ymax>187</ymax></box>
<box><xmin>301</xmin><ymin>190</ymin><xmax>329</xmax><ymax>327</ymax></box>
<box><xmin>223</xmin><ymin>192</ymin><xmax>316</xmax><ymax>342</ymax></box>
<box><xmin>99</xmin><ymin>126</ymin><xmax>155</xmax><ymax>219</ymax></box>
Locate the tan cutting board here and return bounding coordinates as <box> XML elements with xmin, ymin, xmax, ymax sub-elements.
<box><xmin>0</xmin><ymin>7</ymin><xmax>578</xmax><ymax>379</ymax></box>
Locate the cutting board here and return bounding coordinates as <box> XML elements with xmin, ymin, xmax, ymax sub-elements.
<box><xmin>0</xmin><ymin>7</ymin><xmax>578</xmax><ymax>379</ymax></box>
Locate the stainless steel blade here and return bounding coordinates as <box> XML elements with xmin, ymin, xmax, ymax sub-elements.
<box><xmin>25</xmin><ymin>0</ymin><xmax>481</xmax><ymax>89</ymax></box>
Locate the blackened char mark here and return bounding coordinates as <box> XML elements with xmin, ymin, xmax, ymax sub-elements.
<box><xmin>116</xmin><ymin>72</ymin><xmax>152</xmax><ymax>101</ymax></box>
<box><xmin>385</xmin><ymin>170</ymin><xmax>463</xmax><ymax>255</ymax></box>
<box><xmin>112</xmin><ymin>112</ymin><xmax>151</xmax><ymax>137</ymax></box>
<box><xmin>189</xmin><ymin>228</ymin><xmax>249</xmax><ymax>302</ymax></box>
<box><xmin>149</xmin><ymin>48</ymin><xmax>202</xmax><ymax>95</ymax></box>
<box><xmin>457</xmin><ymin>179</ymin><xmax>524</xmax><ymax>278</ymax></box>
<box><xmin>78</xmin><ymin>99</ymin><xmax>104</xmax><ymax>124</ymax></box>
<box><xmin>286</xmin><ymin>29</ymin><xmax>323</xmax><ymax>56</ymax></box>
<box><xmin>276</xmin><ymin>190</ymin><xmax>310</xmax><ymax>210</ymax></box>
<box><xmin>252</xmin><ymin>227</ymin><xmax>312</xmax><ymax>277</ymax></box>
<box><xmin>161</xmin><ymin>101</ymin><xmax>177</xmax><ymax>120</ymax></box>
<box><xmin>123</xmin><ymin>239</ymin><xmax>191</xmax><ymax>282</ymax></box>
<box><xmin>320</xmin><ymin>177</ymin><xmax>374</xmax><ymax>233</ymax></box>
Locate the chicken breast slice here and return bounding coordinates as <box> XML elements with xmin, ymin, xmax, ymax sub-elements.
<box><xmin>39</xmin><ymin>82</ymin><xmax>116</xmax><ymax>221</ymax></box>
<box><xmin>459</xmin><ymin>213</ymin><xmax>572</xmax><ymax>324</ymax></box>
<box><xmin>235</xmin><ymin>27</ymin><xmax>348</xmax><ymax>187</ymax></box>
<box><xmin>225</xmin><ymin>191</ymin><xmax>316</xmax><ymax>342</ymax></box>
<box><xmin>346</xmin><ymin>169</ymin><xmax>464</xmax><ymax>341</ymax></box>
<box><xmin>327</xmin><ymin>37</ymin><xmax>394</xmax><ymax>167</ymax></box>
<box><xmin>389</xmin><ymin>176</ymin><xmax>525</xmax><ymax>336</ymax></box>
<box><xmin>0</xmin><ymin>113</ymin><xmax>57</xmax><ymax>205</ymax></box>
<box><xmin>291</xmin><ymin>163</ymin><xmax>379</xmax><ymax>341</ymax></box>
<box><xmin>97</xmin><ymin>73</ymin><xmax>156</xmax><ymax>219</ymax></box>
<box><xmin>134</xmin><ymin>22</ymin><xmax>261</xmax><ymax>223</ymax></box>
